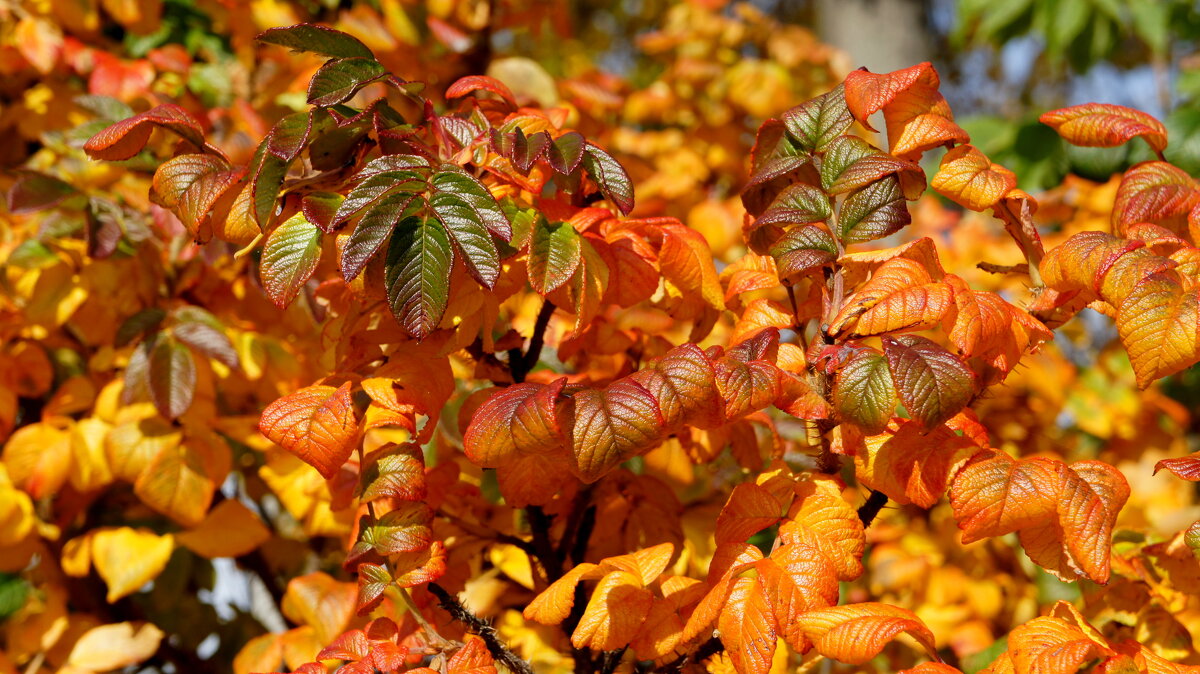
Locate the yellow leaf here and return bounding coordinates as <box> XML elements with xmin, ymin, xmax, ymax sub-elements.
<box><xmin>66</xmin><ymin>622</ymin><xmax>163</xmax><ymax>671</ymax></box>
<box><xmin>175</xmin><ymin>499</ymin><xmax>271</xmax><ymax>559</ymax></box>
<box><xmin>69</xmin><ymin>418</ymin><xmax>114</xmax><ymax>492</ymax></box>
<box><xmin>0</xmin><ymin>466</ymin><xmax>35</xmax><ymax>547</ymax></box>
<box><xmin>91</xmin><ymin>527</ymin><xmax>175</xmax><ymax>602</ymax></box>
<box><xmin>104</xmin><ymin>417</ymin><xmax>182</xmax><ymax>483</ymax></box>
<box><xmin>233</xmin><ymin>632</ymin><xmax>283</xmax><ymax>674</ymax></box>
<box><xmin>132</xmin><ymin>437</ymin><xmax>222</xmax><ymax>527</ymax></box>
<box><xmin>3</xmin><ymin>418</ymin><xmax>73</xmax><ymax>500</ymax></box>
<box><xmin>281</xmin><ymin>572</ymin><xmax>356</xmax><ymax>645</ymax></box>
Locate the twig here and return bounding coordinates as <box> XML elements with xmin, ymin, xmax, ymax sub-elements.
<box><xmin>511</xmin><ymin>300</ymin><xmax>556</xmax><ymax>383</ymax></box>
<box><xmin>663</xmin><ymin>636</ymin><xmax>725</xmax><ymax>672</ymax></box>
<box><xmin>436</xmin><ymin>508</ymin><xmax>538</xmax><ymax>556</ymax></box>
<box><xmin>427</xmin><ymin>582</ymin><xmax>536</xmax><ymax>674</ymax></box>
<box><xmin>857</xmin><ymin>489</ymin><xmax>889</xmax><ymax>528</ymax></box>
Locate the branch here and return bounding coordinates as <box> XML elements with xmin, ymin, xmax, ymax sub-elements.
<box><xmin>857</xmin><ymin>489</ymin><xmax>889</xmax><ymax>528</ymax></box>
<box><xmin>427</xmin><ymin>582</ymin><xmax>536</xmax><ymax>674</ymax></box>
<box><xmin>511</xmin><ymin>300</ymin><xmax>556</xmax><ymax>383</ymax></box>
<box><xmin>662</xmin><ymin>636</ymin><xmax>724</xmax><ymax>672</ymax></box>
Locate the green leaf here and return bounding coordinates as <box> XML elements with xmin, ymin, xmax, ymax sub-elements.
<box><xmin>833</xmin><ymin>349</ymin><xmax>897</xmax><ymax>434</ymax></box>
<box><xmin>882</xmin><ymin>335</ymin><xmax>975</xmax><ymax>428</ymax></box>
<box><xmin>769</xmin><ymin>225</ymin><xmax>837</xmax><ymax>282</ymax></box>
<box><xmin>307</xmin><ymin>57</ymin><xmax>389</xmax><ymax>107</ymax></box>
<box><xmin>528</xmin><ymin>219</ymin><xmax>583</xmax><ymax>295</ymax></box>
<box><xmin>384</xmin><ymin>217</ymin><xmax>454</xmax><ymax>340</ymax></box>
<box><xmin>349</xmin><ymin>503</ymin><xmax>434</xmax><ymax>562</ymax></box>
<box><xmin>548</xmin><ymin>131</ymin><xmax>586</xmax><ymax>174</ymax></box>
<box><xmin>250</xmin><ymin>144</ymin><xmax>290</xmax><ymax>228</ymax></box>
<box><xmin>301</xmin><ymin>192</ymin><xmax>344</xmax><ymax>233</ymax></box>
<box><xmin>429</xmin><ymin>194</ymin><xmax>501</xmax><ymax>289</ymax></box>
<box><xmin>116</xmin><ymin>308</ymin><xmax>167</xmax><ymax>347</ymax></box>
<box><xmin>838</xmin><ymin>176</ymin><xmax>911</xmax><ymax>244</ymax></box>
<box><xmin>333</xmin><ymin>156</ymin><xmax>429</xmax><ymax>226</ymax></box>
<box><xmin>268</xmin><ymin>109</ymin><xmax>333</xmax><ymax>161</ymax></box>
<box><xmin>173</xmin><ymin>321</ymin><xmax>239</xmax><ymax>369</ymax></box>
<box><xmin>149</xmin><ymin>336</ymin><xmax>197</xmax><ymax>420</ymax></box>
<box><xmin>581</xmin><ymin>144</ymin><xmax>635</xmax><ymax>214</ymax></box>
<box><xmin>783</xmin><ymin>84</ymin><xmax>853</xmax><ymax>152</ymax></box>
<box><xmin>257</xmin><ymin>24</ymin><xmax>375</xmax><ymax>60</ymax></box>
<box><xmin>0</xmin><ymin>573</ymin><xmax>29</xmax><ymax>622</ymax></box>
<box><xmin>7</xmin><ymin>170</ymin><xmax>78</xmax><ymax>214</ymax></box>
<box><xmin>430</xmin><ymin>165</ymin><xmax>511</xmax><ymax>240</ymax></box>
<box><xmin>820</xmin><ymin>135</ymin><xmax>922</xmax><ymax>197</ymax></box>
<box><xmin>754</xmin><ymin>183</ymin><xmax>832</xmax><ymax>229</ymax></box>
<box><xmin>342</xmin><ymin>193</ymin><xmax>418</xmax><ymax>282</ymax></box>
<box><xmin>261</xmin><ymin>213</ymin><xmax>323</xmax><ymax>308</ymax></box>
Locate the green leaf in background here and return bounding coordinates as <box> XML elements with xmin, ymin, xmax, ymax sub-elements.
<box><xmin>384</xmin><ymin>217</ymin><xmax>454</xmax><ymax>340</ymax></box>
<box><xmin>260</xmin><ymin>213</ymin><xmax>323</xmax><ymax>308</ymax></box>
<box><xmin>149</xmin><ymin>336</ymin><xmax>197</xmax><ymax>419</ymax></box>
<box><xmin>0</xmin><ymin>573</ymin><xmax>29</xmax><ymax>622</ymax></box>
<box><xmin>257</xmin><ymin>24</ymin><xmax>375</xmax><ymax>60</ymax></box>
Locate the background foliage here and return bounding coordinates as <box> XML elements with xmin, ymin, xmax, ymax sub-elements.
<box><xmin>2</xmin><ymin>0</ymin><xmax>1200</xmax><ymax>673</ymax></box>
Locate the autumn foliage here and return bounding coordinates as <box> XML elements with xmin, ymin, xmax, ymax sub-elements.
<box><xmin>4</xmin><ymin>2</ymin><xmax>1200</xmax><ymax>673</ymax></box>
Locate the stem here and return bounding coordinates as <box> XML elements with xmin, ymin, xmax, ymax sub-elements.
<box><xmin>427</xmin><ymin>583</ymin><xmax>536</xmax><ymax>674</ymax></box>
<box><xmin>397</xmin><ymin>585</ymin><xmax>452</xmax><ymax>647</ymax></box>
<box><xmin>663</xmin><ymin>636</ymin><xmax>724</xmax><ymax>672</ymax></box>
<box><xmin>511</xmin><ymin>300</ymin><xmax>556</xmax><ymax>383</ymax></box>
<box><xmin>436</xmin><ymin>508</ymin><xmax>538</xmax><ymax>556</ymax></box>
<box><xmin>857</xmin><ymin>489</ymin><xmax>889</xmax><ymax>528</ymax></box>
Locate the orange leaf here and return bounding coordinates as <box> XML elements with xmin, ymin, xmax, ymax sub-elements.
<box><xmin>259</xmin><ymin>383</ymin><xmax>361</xmax><ymax>479</ymax></box>
<box><xmin>794</xmin><ymin>602</ymin><xmax>940</xmax><ymax>665</ymax></box>
<box><xmin>281</xmin><ymin>572</ymin><xmax>357</xmax><ymax>645</ymax></box>
<box><xmin>1112</xmin><ymin>161</ymin><xmax>1199</xmax><ymax>235</ymax></box>
<box><xmin>1155</xmin><ymin>453</ymin><xmax>1200</xmax><ymax>480</ymax></box>
<box><xmin>718</xmin><ymin>575</ymin><xmax>779</xmax><ymax>674</ymax></box>
<box><xmin>843</xmin><ymin>63</ymin><xmax>969</xmax><ymax>160</ymax></box>
<box><xmin>524</xmin><ymin>562</ymin><xmax>602</xmax><ymax>625</ymax></box>
<box><xmin>781</xmin><ymin>475</ymin><xmax>866</xmax><ymax>581</ymax></box>
<box><xmin>1040</xmin><ymin>102</ymin><xmax>1168</xmax><ymax>154</ymax></box>
<box><xmin>571</xmin><ymin>570</ymin><xmax>653</xmax><ymax>651</ymax></box>
<box><xmin>1005</xmin><ymin>614</ymin><xmax>1113</xmax><ymax>673</ymax></box>
<box><xmin>1114</xmin><ymin>270</ymin><xmax>1200</xmax><ymax>388</ymax></box>
<box><xmin>715</xmin><ymin>482</ymin><xmax>785</xmax><ymax>544</ymax></box>
<box><xmin>462</xmin><ymin>379</ymin><xmax>567</xmax><ymax>467</ymax></box>
<box><xmin>858</xmin><ymin>419</ymin><xmax>979</xmax><ymax>508</ymax></box>
<box><xmin>830</xmin><ymin>256</ymin><xmax>944</xmax><ymax>336</ymax></box>
<box><xmin>931</xmin><ymin>145</ymin><xmax>1017</xmax><ymax>212</ymax></box>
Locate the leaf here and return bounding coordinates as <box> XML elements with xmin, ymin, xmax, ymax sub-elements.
<box><xmin>429</xmin><ymin>166</ymin><xmax>509</xmax><ymax>286</ymax></box>
<box><xmin>794</xmin><ymin>602</ymin><xmax>940</xmax><ymax>665</ymax></box>
<box><xmin>66</xmin><ymin>622</ymin><xmax>164</xmax><ymax>670</ymax></box>
<box><xmin>1112</xmin><ymin>161</ymin><xmax>1199</xmax><ymax>235</ymax></box>
<box><xmin>132</xmin><ymin>438</ymin><xmax>218</xmax><ymax>526</ymax></box>
<box><xmin>783</xmin><ymin>84</ymin><xmax>854</xmax><ymax>152</ymax></box>
<box><xmin>1040</xmin><ymin>102</ymin><xmax>1168</xmax><ymax>154</ymax></box>
<box><xmin>524</xmin><ymin>562</ymin><xmax>602</xmax><ymax>625</ymax></box>
<box><xmin>446</xmin><ymin>75</ymin><xmax>517</xmax><ymax>109</ymax></box>
<box><xmin>6</xmin><ymin>169</ymin><xmax>78</xmax><ymax>214</ymax></box>
<box><xmin>528</xmin><ymin>220</ymin><xmax>584</xmax><ymax>295</ymax></box>
<box><xmin>657</xmin><ymin>222</ymin><xmax>725</xmax><ymax>311</ymax></box>
<box><xmin>261</xmin><ymin>213</ymin><xmax>323</xmax><ymax>308</ymax></box>
<box><xmin>281</xmin><ymin>572</ymin><xmax>357</xmax><ymax>645</ymax></box>
<box><xmin>718</xmin><ymin>576</ymin><xmax>778</xmax><ymax>674</ymax></box>
<box><xmin>148</xmin><ymin>336</ymin><xmax>196</xmax><ymax>420</ymax></box>
<box><xmin>569</xmin><ymin>381</ymin><xmax>663</xmax><ymax>483</ymax></box>
<box><xmin>83</xmin><ymin>104</ymin><xmax>208</xmax><ymax>161</ymax></box>
<box><xmin>1004</xmin><ymin>615</ymin><xmax>1111</xmax><ymax>673</ymax></box>
<box><xmin>173</xmin><ymin>321</ymin><xmax>239</xmax><ymax>369</ymax></box>
<box><xmin>359</xmin><ymin>443</ymin><xmax>426</xmax><ymax>502</ymax></box>
<box><xmin>838</xmin><ymin>176</ymin><xmax>912</xmax><ymax>244</ymax></box>
<box><xmin>781</xmin><ymin>475</ymin><xmax>866</xmax><ymax>581</ymax></box>
<box><xmin>931</xmin><ymin>145</ymin><xmax>1017</xmax><ymax>212</ymax></box>
<box><xmin>257</xmin><ymin>24</ymin><xmax>375</xmax><ymax>59</ymax></box>
<box><xmin>715</xmin><ymin>482</ymin><xmax>785</xmax><ymax>545</ymax></box>
<box><xmin>301</xmin><ymin>192</ymin><xmax>344</xmax><ymax>232</ymax></box>
<box><xmin>1154</xmin><ymin>453</ymin><xmax>1200</xmax><ymax>481</ymax></box>
<box><xmin>4</xmin><ymin>420</ymin><xmax>72</xmax><ymax>500</ymax></box>
<box><xmin>819</xmin><ymin>136</ymin><xmax>924</xmax><ymax>197</ymax></box>
<box><xmin>570</xmin><ymin>570</ymin><xmax>653</xmax><ymax>651</ymax></box>
<box><xmin>842</xmin><ymin>63</ymin><xmax>969</xmax><ymax>160</ymax></box>
<box><xmin>268</xmin><ymin>110</ymin><xmax>328</xmax><ymax>162</ymax></box>
<box><xmin>92</xmin><ymin>527</ymin><xmax>175</xmax><ymax>602</ymax></box>
<box><xmin>753</xmin><ymin>183</ymin><xmax>832</xmax><ymax>229</ymax></box>
<box><xmin>581</xmin><ymin>143</ymin><xmax>635</xmax><ymax>214</ymax></box>
<box><xmin>549</xmin><ymin>132</ymin><xmax>586</xmax><ymax>175</ymax></box>
<box><xmin>943</xmin><ymin>275</ymin><xmax>1051</xmax><ymax>377</ymax></box>
<box><xmin>350</xmin><ymin>503</ymin><xmax>434</xmax><ymax>560</ymax></box>
<box><xmin>833</xmin><ymin>349</ymin><xmax>897</xmax><ymax>434</ymax></box>
<box><xmin>333</xmin><ymin>155</ymin><xmax>429</xmax><ymax>226</ymax></box>
<box><xmin>857</xmin><ymin>419</ymin><xmax>979</xmax><ymax>508</ymax></box>
<box><xmin>308</xmin><ymin>57</ymin><xmax>389</xmax><ymax>107</ymax></box>
<box><xmin>829</xmin><ymin>256</ymin><xmax>947</xmax><ymax>336</ymax></box>
<box><xmin>462</xmin><ymin>380</ymin><xmax>567</xmax><ymax>467</ymax></box>
<box><xmin>1114</xmin><ymin>270</ymin><xmax>1200</xmax><ymax>388</ymax></box>
<box><xmin>949</xmin><ymin>452</ymin><xmax>1129</xmax><ymax>582</ymax></box>
<box><xmin>882</xmin><ymin>335</ymin><xmax>974</xmax><ymax>428</ymax></box>
<box><xmin>258</xmin><ymin>383</ymin><xmax>361</xmax><ymax>479</ymax></box>
<box><xmin>176</xmin><ymin>499</ymin><xmax>271</xmax><ymax>559</ymax></box>
<box><xmin>384</xmin><ymin>217</ymin><xmax>455</xmax><ymax>339</ymax></box>
<box><xmin>770</xmin><ymin>224</ymin><xmax>837</xmax><ymax>281</ymax></box>
<box><xmin>341</xmin><ymin>196</ymin><xmax>418</xmax><ymax>283</ymax></box>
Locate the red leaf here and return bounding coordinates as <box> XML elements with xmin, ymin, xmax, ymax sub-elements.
<box><xmin>1040</xmin><ymin>103</ymin><xmax>1168</xmax><ymax>154</ymax></box>
<box><xmin>84</xmin><ymin>104</ymin><xmax>209</xmax><ymax>161</ymax></box>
